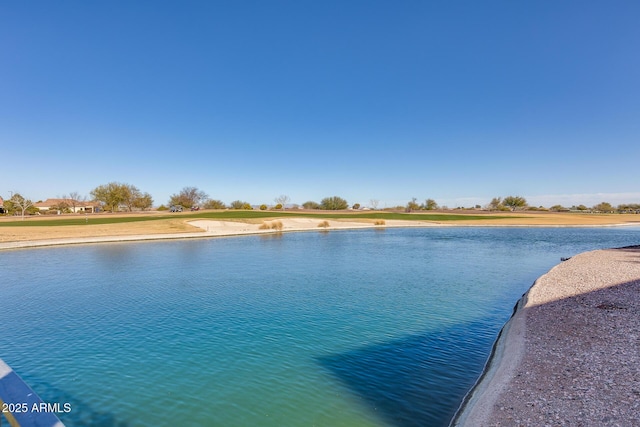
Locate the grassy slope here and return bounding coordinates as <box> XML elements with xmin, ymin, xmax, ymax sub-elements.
<box><xmin>0</xmin><ymin>211</ymin><xmax>511</xmax><ymax>227</ymax></box>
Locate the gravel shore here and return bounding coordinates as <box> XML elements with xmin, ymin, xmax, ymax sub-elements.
<box><xmin>453</xmin><ymin>246</ymin><xmax>640</xmax><ymax>426</ymax></box>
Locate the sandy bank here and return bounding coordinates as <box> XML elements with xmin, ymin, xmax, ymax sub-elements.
<box><xmin>0</xmin><ymin>218</ymin><xmax>439</xmax><ymax>250</ymax></box>
<box><xmin>453</xmin><ymin>246</ymin><xmax>640</xmax><ymax>426</ymax></box>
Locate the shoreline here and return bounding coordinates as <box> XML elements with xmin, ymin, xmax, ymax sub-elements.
<box><xmin>1</xmin><ymin>217</ymin><xmax>638</xmax><ymax>251</ymax></box>
<box><xmin>450</xmin><ymin>289</ymin><xmax>530</xmax><ymax>426</ymax></box>
<box><xmin>452</xmin><ymin>246</ymin><xmax>640</xmax><ymax>426</ymax></box>
<box><xmin>0</xmin><ymin>218</ymin><xmax>439</xmax><ymax>251</ymax></box>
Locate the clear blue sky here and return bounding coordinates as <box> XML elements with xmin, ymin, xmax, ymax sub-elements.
<box><xmin>2</xmin><ymin>1</ymin><xmax>639</xmax><ymax>208</ymax></box>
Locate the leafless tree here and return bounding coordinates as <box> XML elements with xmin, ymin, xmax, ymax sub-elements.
<box><xmin>10</xmin><ymin>193</ymin><xmax>34</xmax><ymax>220</ymax></box>
<box><xmin>274</xmin><ymin>195</ymin><xmax>290</xmax><ymax>209</ymax></box>
<box><xmin>68</xmin><ymin>191</ymin><xmax>86</xmax><ymax>212</ymax></box>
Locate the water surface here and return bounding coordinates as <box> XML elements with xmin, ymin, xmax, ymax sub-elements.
<box><xmin>1</xmin><ymin>227</ymin><xmax>639</xmax><ymax>426</ymax></box>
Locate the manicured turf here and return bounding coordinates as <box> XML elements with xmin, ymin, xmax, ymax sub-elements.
<box><xmin>0</xmin><ymin>210</ymin><xmax>511</xmax><ymax>227</ymax></box>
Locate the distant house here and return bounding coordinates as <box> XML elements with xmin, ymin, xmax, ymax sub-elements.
<box><xmin>34</xmin><ymin>198</ymin><xmax>99</xmax><ymax>213</ymax></box>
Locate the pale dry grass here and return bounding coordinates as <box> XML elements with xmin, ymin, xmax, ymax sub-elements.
<box><xmin>0</xmin><ymin>219</ymin><xmax>200</xmax><ymax>243</ymax></box>
<box><xmin>451</xmin><ymin>212</ymin><xmax>640</xmax><ymax>226</ymax></box>
<box><xmin>258</xmin><ymin>220</ymin><xmax>284</xmax><ymax>231</ymax></box>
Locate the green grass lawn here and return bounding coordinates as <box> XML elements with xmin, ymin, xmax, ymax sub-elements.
<box><xmin>0</xmin><ymin>210</ymin><xmax>511</xmax><ymax>227</ymax></box>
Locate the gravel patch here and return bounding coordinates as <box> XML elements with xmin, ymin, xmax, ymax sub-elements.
<box><xmin>454</xmin><ymin>246</ymin><xmax>640</xmax><ymax>426</ymax></box>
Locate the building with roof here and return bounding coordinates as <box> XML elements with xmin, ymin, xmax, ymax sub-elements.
<box><xmin>33</xmin><ymin>198</ymin><xmax>99</xmax><ymax>213</ymax></box>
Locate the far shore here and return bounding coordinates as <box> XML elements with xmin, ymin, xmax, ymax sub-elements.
<box><xmin>1</xmin><ymin>210</ymin><xmax>639</xmax><ymax>250</ymax></box>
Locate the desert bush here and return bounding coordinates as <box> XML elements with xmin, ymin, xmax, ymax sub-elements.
<box><xmin>352</xmin><ymin>203</ymin><xmax>361</xmax><ymax>210</ymax></box>
<box><xmin>320</xmin><ymin>196</ymin><xmax>348</xmax><ymax>210</ymax></box>
<box><xmin>406</xmin><ymin>198</ymin><xmax>420</xmax><ymax>212</ymax></box>
<box><xmin>157</xmin><ymin>205</ymin><xmax>168</xmax><ymax>211</ymax></box>
<box><xmin>318</xmin><ymin>220</ymin><xmax>330</xmax><ymax>228</ymax></box>
<box><xmin>230</xmin><ymin>200</ymin><xmax>250</xmax><ymax>209</ymax></box>
<box><xmin>374</xmin><ymin>220</ymin><xmax>386</xmax><ymax>225</ymax></box>
<box><xmin>302</xmin><ymin>201</ymin><xmax>320</xmax><ymax>209</ymax></box>
<box><xmin>259</xmin><ymin>221</ymin><xmax>284</xmax><ymax>231</ymax></box>
<box><xmin>274</xmin><ymin>203</ymin><xmax>283</xmax><ymax>210</ymax></box>
<box><xmin>203</xmin><ymin>199</ymin><xmax>226</xmax><ymax>209</ymax></box>
<box><xmin>260</xmin><ymin>204</ymin><xmax>267</xmax><ymax>210</ymax></box>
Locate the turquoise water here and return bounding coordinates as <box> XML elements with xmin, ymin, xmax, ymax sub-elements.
<box><xmin>1</xmin><ymin>227</ymin><xmax>639</xmax><ymax>426</ymax></box>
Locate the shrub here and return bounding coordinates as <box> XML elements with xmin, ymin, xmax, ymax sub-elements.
<box><xmin>203</xmin><ymin>199</ymin><xmax>226</xmax><ymax>209</ymax></box>
<box><xmin>274</xmin><ymin>203</ymin><xmax>283</xmax><ymax>210</ymax></box>
<box><xmin>260</xmin><ymin>204</ymin><xmax>267</xmax><ymax>210</ymax></box>
<box><xmin>374</xmin><ymin>220</ymin><xmax>386</xmax><ymax>225</ymax></box>
<box><xmin>320</xmin><ymin>196</ymin><xmax>348</xmax><ymax>210</ymax></box>
<box><xmin>230</xmin><ymin>200</ymin><xmax>246</xmax><ymax>209</ymax></box>
<box><xmin>318</xmin><ymin>220</ymin><xmax>330</xmax><ymax>228</ymax></box>
<box><xmin>302</xmin><ymin>201</ymin><xmax>320</xmax><ymax>209</ymax></box>
<box><xmin>423</xmin><ymin>199</ymin><xmax>438</xmax><ymax>210</ymax></box>
<box><xmin>242</xmin><ymin>203</ymin><xmax>253</xmax><ymax>210</ymax></box>
<box><xmin>259</xmin><ymin>221</ymin><xmax>284</xmax><ymax>231</ymax></box>
<box><xmin>352</xmin><ymin>203</ymin><xmax>361</xmax><ymax>210</ymax></box>
<box><xmin>406</xmin><ymin>198</ymin><xmax>420</xmax><ymax>212</ymax></box>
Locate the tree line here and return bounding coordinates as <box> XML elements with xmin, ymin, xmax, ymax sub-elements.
<box><xmin>485</xmin><ymin>196</ymin><xmax>640</xmax><ymax>213</ymax></box>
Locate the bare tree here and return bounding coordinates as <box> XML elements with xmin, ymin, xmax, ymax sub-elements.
<box><xmin>68</xmin><ymin>191</ymin><xmax>86</xmax><ymax>212</ymax></box>
<box><xmin>274</xmin><ymin>195</ymin><xmax>290</xmax><ymax>209</ymax></box>
<box><xmin>9</xmin><ymin>193</ymin><xmax>34</xmax><ymax>220</ymax></box>
<box><xmin>370</xmin><ymin>199</ymin><xmax>379</xmax><ymax>210</ymax></box>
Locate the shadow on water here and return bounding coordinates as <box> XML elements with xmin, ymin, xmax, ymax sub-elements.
<box><xmin>317</xmin><ymin>318</ymin><xmax>499</xmax><ymax>427</ymax></box>
<box><xmin>21</xmin><ymin>375</ymin><xmax>128</xmax><ymax>427</ymax></box>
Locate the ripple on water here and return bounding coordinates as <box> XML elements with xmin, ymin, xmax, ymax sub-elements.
<box><xmin>1</xmin><ymin>227</ymin><xmax>639</xmax><ymax>426</ymax></box>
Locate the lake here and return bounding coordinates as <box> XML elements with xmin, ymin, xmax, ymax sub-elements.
<box><xmin>1</xmin><ymin>226</ymin><xmax>639</xmax><ymax>426</ymax></box>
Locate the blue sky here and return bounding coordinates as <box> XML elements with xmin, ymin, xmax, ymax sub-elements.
<box><xmin>2</xmin><ymin>1</ymin><xmax>639</xmax><ymax>208</ymax></box>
